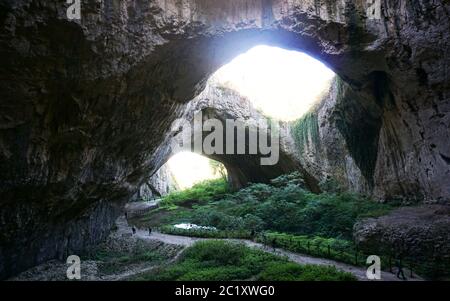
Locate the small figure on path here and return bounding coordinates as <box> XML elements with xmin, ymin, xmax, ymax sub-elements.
<box><xmin>125</xmin><ymin>212</ymin><xmax>128</xmax><ymax>220</ymax></box>
<box><xmin>272</xmin><ymin>238</ymin><xmax>277</xmax><ymax>251</ymax></box>
<box><xmin>132</xmin><ymin>226</ymin><xmax>136</xmax><ymax>235</ymax></box>
<box><xmin>395</xmin><ymin>258</ymin><xmax>407</xmax><ymax>280</ymax></box>
<box><xmin>250</xmin><ymin>230</ymin><xmax>255</xmax><ymax>240</ymax></box>
<box><xmin>148</xmin><ymin>227</ymin><xmax>152</xmax><ymax>236</ymax></box>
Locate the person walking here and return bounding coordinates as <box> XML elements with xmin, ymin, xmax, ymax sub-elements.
<box><xmin>132</xmin><ymin>226</ymin><xmax>136</xmax><ymax>235</ymax></box>
<box><xmin>148</xmin><ymin>227</ymin><xmax>152</xmax><ymax>236</ymax></box>
<box><xmin>260</xmin><ymin>233</ymin><xmax>267</xmax><ymax>249</ymax></box>
<box><xmin>272</xmin><ymin>238</ymin><xmax>277</xmax><ymax>252</ymax></box>
<box><xmin>395</xmin><ymin>258</ymin><xmax>407</xmax><ymax>280</ymax></box>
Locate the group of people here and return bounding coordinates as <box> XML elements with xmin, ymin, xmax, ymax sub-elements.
<box><xmin>125</xmin><ymin>212</ymin><xmax>153</xmax><ymax>236</ymax></box>
<box><xmin>130</xmin><ymin>226</ymin><xmax>152</xmax><ymax>236</ymax></box>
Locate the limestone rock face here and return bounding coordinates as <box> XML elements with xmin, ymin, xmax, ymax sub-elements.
<box><xmin>0</xmin><ymin>0</ymin><xmax>449</xmax><ymax>278</ymax></box>
<box><xmin>289</xmin><ymin>78</ymin><xmax>371</xmax><ymax>194</ymax></box>
<box><xmin>132</xmin><ymin>165</ymin><xmax>175</xmax><ymax>201</ymax></box>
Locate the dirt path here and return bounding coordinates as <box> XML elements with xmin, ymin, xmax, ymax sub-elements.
<box><xmin>100</xmin><ymin>264</ymin><xmax>160</xmax><ymax>281</ymax></box>
<box><xmin>119</xmin><ymin>216</ymin><xmax>421</xmax><ymax>281</ymax></box>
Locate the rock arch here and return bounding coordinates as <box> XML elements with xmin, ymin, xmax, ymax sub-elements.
<box><xmin>158</xmin><ymin>81</ymin><xmax>320</xmax><ymax>192</ymax></box>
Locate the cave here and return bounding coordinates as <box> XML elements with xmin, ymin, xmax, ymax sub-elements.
<box><xmin>0</xmin><ymin>1</ymin><xmax>449</xmax><ymax>280</ymax></box>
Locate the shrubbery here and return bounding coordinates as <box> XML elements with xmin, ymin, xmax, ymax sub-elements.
<box><xmin>257</xmin><ymin>262</ymin><xmax>356</xmax><ymax>281</ymax></box>
<box><xmin>88</xmin><ymin>240</ymin><xmax>170</xmax><ymax>275</ymax></box>
<box><xmin>131</xmin><ymin>240</ymin><xmax>356</xmax><ymax>281</ymax></box>
<box><xmin>134</xmin><ymin>172</ymin><xmax>398</xmax><ymax>276</ymax></box>
<box><xmin>255</xmin><ymin>232</ymin><xmax>362</xmax><ymax>266</ymax></box>
<box><xmin>161</xmin><ymin>178</ymin><xmax>230</xmax><ymax>206</ymax></box>
<box><xmin>163</xmin><ymin>173</ymin><xmax>393</xmax><ymax>240</ymax></box>
<box><xmin>159</xmin><ymin>225</ymin><xmax>252</xmax><ymax>239</ymax></box>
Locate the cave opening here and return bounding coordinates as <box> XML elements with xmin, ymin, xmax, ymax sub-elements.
<box><xmin>149</xmin><ymin>44</ymin><xmax>336</xmax><ymax>196</ymax></box>
<box><xmin>213</xmin><ymin>45</ymin><xmax>336</xmax><ymax>121</ymax></box>
<box><xmin>166</xmin><ymin>151</ymin><xmax>227</xmax><ymax>190</ymax></box>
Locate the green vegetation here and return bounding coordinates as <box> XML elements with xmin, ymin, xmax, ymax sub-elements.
<box><xmin>130</xmin><ymin>172</ymin><xmax>396</xmax><ymax>278</ymax></box>
<box><xmin>130</xmin><ymin>172</ymin><xmax>401</xmax><ymax>279</ymax></box>
<box><xmin>131</xmin><ymin>240</ymin><xmax>356</xmax><ymax>281</ymax></box>
<box><xmin>125</xmin><ymin>171</ymin><xmax>447</xmax><ymax>280</ymax></box>
<box><xmin>159</xmin><ymin>225</ymin><xmax>252</xmax><ymax>239</ymax></box>
<box><xmin>256</xmin><ymin>232</ymin><xmax>364</xmax><ymax>266</ymax></box>
<box><xmin>153</xmin><ymin>173</ymin><xmax>393</xmax><ymax>241</ymax></box>
<box><xmin>136</xmin><ymin>173</ymin><xmax>393</xmax><ymax>242</ymax></box>
<box><xmin>93</xmin><ymin>249</ymin><xmax>164</xmax><ymax>275</ymax></box>
<box><xmin>86</xmin><ymin>239</ymin><xmax>179</xmax><ymax>275</ymax></box>
<box><xmin>291</xmin><ymin>111</ymin><xmax>320</xmax><ymax>155</ymax></box>
<box><xmin>257</xmin><ymin>262</ymin><xmax>355</xmax><ymax>281</ymax></box>
<box><xmin>209</xmin><ymin>159</ymin><xmax>227</xmax><ymax>180</ymax></box>
<box><xmin>161</xmin><ymin>178</ymin><xmax>230</xmax><ymax>206</ymax></box>
<box><xmin>130</xmin><ymin>178</ymin><xmax>230</xmax><ymax>228</ymax></box>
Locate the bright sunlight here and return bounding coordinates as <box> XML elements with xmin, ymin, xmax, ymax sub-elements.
<box><xmin>167</xmin><ymin>152</ymin><xmax>225</xmax><ymax>189</ymax></box>
<box><xmin>213</xmin><ymin>45</ymin><xmax>335</xmax><ymax>121</ymax></box>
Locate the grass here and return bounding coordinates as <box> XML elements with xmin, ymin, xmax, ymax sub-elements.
<box><xmin>256</xmin><ymin>232</ymin><xmax>364</xmax><ymax>266</ymax></box>
<box><xmin>85</xmin><ymin>239</ymin><xmax>179</xmax><ymax>275</ymax></box>
<box><xmin>131</xmin><ymin>240</ymin><xmax>356</xmax><ymax>281</ymax></box>
<box><xmin>159</xmin><ymin>225</ymin><xmax>252</xmax><ymax>239</ymax></box>
<box><xmin>161</xmin><ymin>178</ymin><xmax>230</xmax><ymax>206</ymax></box>
<box><xmin>258</xmin><ymin>262</ymin><xmax>355</xmax><ymax>281</ymax></box>
<box><xmin>94</xmin><ymin>250</ymin><xmax>164</xmax><ymax>275</ymax></box>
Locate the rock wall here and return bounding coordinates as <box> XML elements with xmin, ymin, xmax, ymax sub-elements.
<box><xmin>131</xmin><ymin>164</ymin><xmax>175</xmax><ymax>201</ymax></box>
<box><xmin>0</xmin><ymin>0</ymin><xmax>449</xmax><ymax>278</ymax></box>
<box><xmin>354</xmin><ymin>205</ymin><xmax>450</xmax><ymax>278</ymax></box>
<box><xmin>289</xmin><ymin>78</ymin><xmax>371</xmax><ymax>194</ymax></box>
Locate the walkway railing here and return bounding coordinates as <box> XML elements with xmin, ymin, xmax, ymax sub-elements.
<box><xmin>256</xmin><ymin>232</ymin><xmax>449</xmax><ymax>279</ymax></box>
<box><xmin>154</xmin><ymin>226</ymin><xmax>449</xmax><ymax>279</ymax></box>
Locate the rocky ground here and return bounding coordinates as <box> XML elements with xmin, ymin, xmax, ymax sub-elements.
<box><xmin>9</xmin><ymin>218</ymin><xmax>183</xmax><ymax>281</ymax></box>
<box><xmin>354</xmin><ymin>204</ymin><xmax>450</xmax><ymax>279</ymax></box>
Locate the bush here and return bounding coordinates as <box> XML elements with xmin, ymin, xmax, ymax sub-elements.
<box><xmin>159</xmin><ymin>225</ymin><xmax>252</xmax><ymax>239</ymax></box>
<box><xmin>270</xmin><ymin>171</ymin><xmax>305</xmax><ymax>188</ymax></box>
<box><xmin>191</xmin><ymin>209</ymin><xmax>245</xmax><ymax>230</ymax></box>
<box><xmin>154</xmin><ymin>173</ymin><xmax>395</xmax><ymax>241</ymax></box>
<box><xmin>182</xmin><ymin>240</ymin><xmax>246</xmax><ymax>266</ymax></box>
<box><xmin>161</xmin><ymin>178</ymin><xmax>229</xmax><ymax>206</ymax></box>
<box><xmin>132</xmin><ymin>240</ymin><xmax>356</xmax><ymax>281</ymax></box>
<box><xmin>88</xmin><ymin>240</ymin><xmax>169</xmax><ymax>275</ymax></box>
<box><xmin>257</xmin><ymin>262</ymin><xmax>356</xmax><ymax>281</ymax></box>
<box><xmin>183</xmin><ymin>179</ymin><xmax>393</xmax><ymax>240</ymax></box>
<box><xmin>135</xmin><ymin>172</ymin><xmax>398</xmax><ymax>272</ymax></box>
<box><xmin>256</xmin><ymin>232</ymin><xmax>360</xmax><ymax>265</ymax></box>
